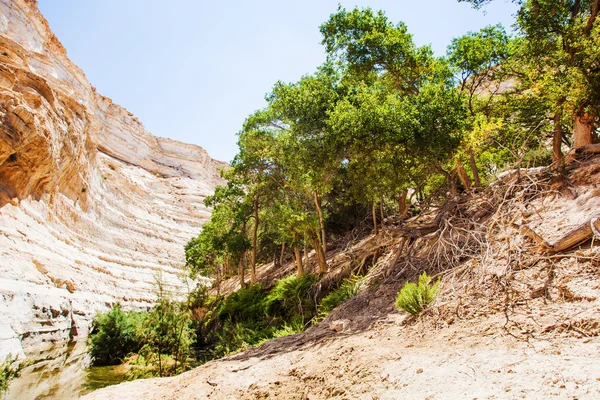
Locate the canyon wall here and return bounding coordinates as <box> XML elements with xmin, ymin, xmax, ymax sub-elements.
<box><xmin>0</xmin><ymin>1</ymin><xmax>224</xmax><ymax>396</ymax></box>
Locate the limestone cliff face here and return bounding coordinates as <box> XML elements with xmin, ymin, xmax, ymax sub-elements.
<box><xmin>0</xmin><ymin>0</ymin><xmax>224</xmax><ymax>393</ymax></box>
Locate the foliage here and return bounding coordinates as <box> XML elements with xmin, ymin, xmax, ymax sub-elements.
<box><xmin>217</xmin><ymin>284</ymin><xmax>268</xmax><ymax>322</ymax></box>
<box><xmin>265</xmin><ymin>273</ymin><xmax>320</xmax><ymax>324</ymax></box>
<box><xmin>0</xmin><ymin>355</ymin><xmax>20</xmax><ymax>397</ymax></box>
<box><xmin>185</xmin><ymin>176</ymin><xmax>251</xmax><ymax>283</ymax></box>
<box><xmin>395</xmin><ymin>273</ymin><xmax>441</xmax><ymax>315</ymax></box>
<box><xmin>462</xmin><ymin>0</ymin><xmax>600</xmax><ymax>155</ymax></box>
<box><xmin>137</xmin><ymin>283</ymin><xmax>195</xmax><ymax>377</ymax></box>
<box><xmin>195</xmin><ymin>277</ymin><xmax>319</xmax><ymax>359</ymax></box>
<box><xmin>89</xmin><ymin>304</ymin><xmax>145</xmax><ymax>366</ymax></box>
<box><xmin>90</xmin><ymin>284</ymin><xmax>195</xmax><ymax>377</ymax></box>
<box><xmin>319</xmin><ymin>275</ymin><xmax>363</xmax><ymax>317</ymax></box>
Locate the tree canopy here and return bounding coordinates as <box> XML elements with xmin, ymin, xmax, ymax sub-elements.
<box><xmin>186</xmin><ymin>2</ymin><xmax>598</xmax><ymax>286</ymax></box>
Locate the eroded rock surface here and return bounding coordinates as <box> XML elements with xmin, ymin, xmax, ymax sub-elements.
<box><xmin>0</xmin><ymin>1</ymin><xmax>223</xmax><ymax>395</ymax></box>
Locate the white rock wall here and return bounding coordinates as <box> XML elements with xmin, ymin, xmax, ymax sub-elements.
<box><xmin>0</xmin><ymin>1</ymin><xmax>224</xmax><ymax>396</ymax></box>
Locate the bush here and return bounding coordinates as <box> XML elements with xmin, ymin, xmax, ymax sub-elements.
<box><xmin>319</xmin><ymin>275</ymin><xmax>363</xmax><ymax>317</ymax></box>
<box><xmin>395</xmin><ymin>272</ymin><xmax>440</xmax><ymax>315</ymax></box>
<box><xmin>89</xmin><ymin>304</ymin><xmax>145</xmax><ymax>366</ymax></box>
<box><xmin>217</xmin><ymin>284</ymin><xmax>268</xmax><ymax>322</ymax></box>
<box><xmin>138</xmin><ymin>293</ymin><xmax>195</xmax><ymax>377</ymax></box>
<box><xmin>90</xmin><ymin>291</ymin><xmax>195</xmax><ymax>377</ymax></box>
<box><xmin>199</xmin><ymin>275</ymin><xmax>320</xmax><ymax>358</ymax></box>
<box><xmin>265</xmin><ymin>273</ymin><xmax>320</xmax><ymax>324</ymax></box>
<box><xmin>0</xmin><ymin>355</ymin><xmax>20</xmax><ymax>396</ymax></box>
<box><xmin>522</xmin><ymin>146</ymin><xmax>552</xmax><ymax>167</ymax></box>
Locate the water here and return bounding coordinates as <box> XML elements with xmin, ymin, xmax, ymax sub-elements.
<box><xmin>82</xmin><ymin>365</ymin><xmax>130</xmax><ymax>394</ymax></box>
<box><xmin>5</xmin><ymin>341</ymin><xmax>129</xmax><ymax>400</ymax></box>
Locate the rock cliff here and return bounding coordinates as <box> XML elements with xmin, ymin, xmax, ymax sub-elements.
<box><xmin>0</xmin><ymin>0</ymin><xmax>224</xmax><ymax>396</ymax></box>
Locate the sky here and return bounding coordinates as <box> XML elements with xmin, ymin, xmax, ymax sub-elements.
<box><xmin>37</xmin><ymin>1</ymin><xmax>518</xmax><ymax>163</ymax></box>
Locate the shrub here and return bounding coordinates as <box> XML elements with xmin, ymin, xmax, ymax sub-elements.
<box><xmin>522</xmin><ymin>146</ymin><xmax>552</xmax><ymax>167</ymax></box>
<box><xmin>265</xmin><ymin>273</ymin><xmax>320</xmax><ymax>324</ymax></box>
<box><xmin>0</xmin><ymin>355</ymin><xmax>20</xmax><ymax>396</ymax></box>
<box><xmin>217</xmin><ymin>284</ymin><xmax>268</xmax><ymax>322</ymax></box>
<box><xmin>89</xmin><ymin>304</ymin><xmax>145</xmax><ymax>366</ymax></box>
<box><xmin>395</xmin><ymin>272</ymin><xmax>440</xmax><ymax>315</ymax></box>
<box><xmin>319</xmin><ymin>275</ymin><xmax>363</xmax><ymax>317</ymax></box>
<box><xmin>138</xmin><ymin>293</ymin><xmax>195</xmax><ymax>377</ymax></box>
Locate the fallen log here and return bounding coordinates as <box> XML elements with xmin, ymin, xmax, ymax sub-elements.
<box><xmin>514</xmin><ymin>213</ymin><xmax>600</xmax><ymax>253</ymax></box>
<box><xmin>566</xmin><ymin>144</ymin><xmax>600</xmax><ymax>164</ymax></box>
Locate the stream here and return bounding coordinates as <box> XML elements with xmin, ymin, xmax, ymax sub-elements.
<box><xmin>5</xmin><ymin>340</ymin><xmax>128</xmax><ymax>400</ymax></box>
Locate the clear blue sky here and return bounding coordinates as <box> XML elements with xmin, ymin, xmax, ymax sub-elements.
<box><xmin>38</xmin><ymin>1</ymin><xmax>517</xmax><ymax>163</ymax></box>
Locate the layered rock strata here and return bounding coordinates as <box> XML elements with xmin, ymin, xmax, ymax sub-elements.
<box><xmin>0</xmin><ymin>1</ymin><xmax>224</xmax><ymax>397</ymax></box>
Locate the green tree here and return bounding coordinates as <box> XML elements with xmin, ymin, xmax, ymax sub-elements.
<box><xmin>89</xmin><ymin>304</ymin><xmax>144</xmax><ymax>366</ymax></box>
<box><xmin>139</xmin><ymin>280</ymin><xmax>195</xmax><ymax>377</ymax></box>
<box><xmin>461</xmin><ymin>0</ymin><xmax>600</xmax><ymax>160</ymax></box>
<box><xmin>447</xmin><ymin>24</ymin><xmax>512</xmax><ymax>185</ymax></box>
<box><xmin>186</xmin><ymin>176</ymin><xmax>251</xmax><ymax>291</ymax></box>
<box><xmin>322</xmin><ymin>7</ymin><xmax>466</xmax><ymax>199</ymax></box>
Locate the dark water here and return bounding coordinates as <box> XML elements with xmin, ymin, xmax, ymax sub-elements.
<box><xmin>5</xmin><ymin>340</ymin><xmax>128</xmax><ymax>400</ymax></box>
<box><xmin>82</xmin><ymin>365</ymin><xmax>129</xmax><ymax>393</ymax></box>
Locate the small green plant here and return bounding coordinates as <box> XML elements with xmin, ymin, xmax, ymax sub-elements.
<box><xmin>89</xmin><ymin>279</ymin><xmax>195</xmax><ymax>377</ymax></box>
<box><xmin>395</xmin><ymin>272</ymin><xmax>440</xmax><ymax>315</ymax></box>
<box><xmin>319</xmin><ymin>275</ymin><xmax>363</xmax><ymax>318</ymax></box>
<box><xmin>0</xmin><ymin>355</ymin><xmax>21</xmax><ymax>396</ymax></box>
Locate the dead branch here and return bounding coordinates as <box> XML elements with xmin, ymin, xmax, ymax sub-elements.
<box><xmin>514</xmin><ymin>213</ymin><xmax>600</xmax><ymax>254</ymax></box>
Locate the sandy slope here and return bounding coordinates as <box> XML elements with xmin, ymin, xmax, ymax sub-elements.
<box><xmin>82</xmin><ymin>311</ymin><xmax>600</xmax><ymax>399</ymax></box>
<box><xmin>83</xmin><ymin>159</ymin><xmax>600</xmax><ymax>399</ymax></box>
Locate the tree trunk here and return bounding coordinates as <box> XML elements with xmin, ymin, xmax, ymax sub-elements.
<box><xmin>251</xmin><ymin>197</ymin><xmax>258</xmax><ymax>283</ymax></box>
<box><xmin>313</xmin><ymin>191</ymin><xmax>327</xmax><ymax>254</ymax></box>
<box><xmin>216</xmin><ymin>264</ymin><xmax>222</xmax><ymax>296</ymax></box>
<box><xmin>238</xmin><ymin>254</ymin><xmax>245</xmax><ymax>289</ymax></box>
<box><xmin>398</xmin><ymin>189</ymin><xmax>409</xmax><ymax>219</ymax></box>
<box><xmin>433</xmin><ymin>159</ymin><xmax>458</xmax><ymax>197</ymax></box>
<box><xmin>311</xmin><ymin>236</ymin><xmax>328</xmax><ymax>274</ymax></box>
<box><xmin>303</xmin><ymin>233</ymin><xmax>309</xmax><ymax>266</ymax></box>
<box><xmin>372</xmin><ymin>201</ymin><xmax>379</xmax><ymax>235</ymax></box>
<box><xmin>584</xmin><ymin>0</ymin><xmax>600</xmax><ymax>36</ymax></box>
<box><xmin>573</xmin><ymin>111</ymin><xmax>595</xmax><ymax>148</ymax></box>
<box><xmin>516</xmin><ymin>214</ymin><xmax>600</xmax><ymax>254</ymax></box>
<box><xmin>158</xmin><ymin>352</ymin><xmax>163</xmax><ymax>377</ymax></box>
<box><xmin>450</xmin><ymin>171</ymin><xmax>458</xmax><ymax>196</ymax></box>
<box><xmin>279</xmin><ymin>243</ymin><xmax>286</xmax><ymax>266</ymax></box>
<box><xmin>379</xmin><ymin>195</ymin><xmax>385</xmax><ymax>230</ymax></box>
<box><xmin>293</xmin><ymin>234</ymin><xmax>303</xmax><ymax>277</ymax></box>
<box><xmin>456</xmin><ymin>162</ymin><xmax>472</xmax><ymax>190</ymax></box>
<box><xmin>553</xmin><ymin>107</ymin><xmax>565</xmax><ymax>169</ymax></box>
<box><xmin>468</xmin><ymin>148</ymin><xmax>482</xmax><ymax>189</ymax></box>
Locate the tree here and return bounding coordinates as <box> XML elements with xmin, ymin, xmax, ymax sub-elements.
<box><xmin>321</xmin><ymin>7</ymin><xmax>466</xmax><ymax>198</ymax></box>
<box><xmin>461</xmin><ymin>0</ymin><xmax>600</xmax><ymax>157</ymax></box>
<box><xmin>139</xmin><ymin>278</ymin><xmax>194</xmax><ymax>376</ymax></box>
<box><xmin>185</xmin><ymin>177</ymin><xmax>251</xmax><ymax>291</ymax></box>
<box><xmin>448</xmin><ymin>25</ymin><xmax>510</xmax><ymax>183</ymax></box>
<box><xmin>267</xmin><ymin>65</ymin><xmax>343</xmax><ymax>257</ymax></box>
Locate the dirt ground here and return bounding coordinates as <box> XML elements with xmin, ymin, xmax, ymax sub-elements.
<box><xmin>82</xmin><ymin>310</ymin><xmax>600</xmax><ymax>399</ymax></box>
<box><xmin>83</xmin><ymin>159</ymin><xmax>600</xmax><ymax>399</ymax></box>
<box><xmin>83</xmin><ymin>244</ymin><xmax>600</xmax><ymax>400</ymax></box>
